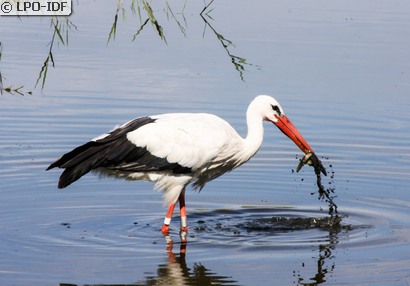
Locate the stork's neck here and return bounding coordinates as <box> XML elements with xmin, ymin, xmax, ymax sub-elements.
<box><xmin>241</xmin><ymin>105</ymin><xmax>264</xmax><ymax>163</ymax></box>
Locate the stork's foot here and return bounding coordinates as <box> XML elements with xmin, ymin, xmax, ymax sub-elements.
<box><xmin>179</xmin><ymin>215</ymin><xmax>188</xmax><ymax>233</ymax></box>
<box><xmin>161</xmin><ymin>224</ymin><xmax>170</xmax><ymax>235</ymax></box>
<box><xmin>163</xmin><ymin>228</ymin><xmax>188</xmax><ymax>254</ymax></box>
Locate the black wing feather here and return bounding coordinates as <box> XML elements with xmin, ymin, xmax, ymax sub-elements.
<box><xmin>47</xmin><ymin>116</ymin><xmax>192</xmax><ymax>189</ymax></box>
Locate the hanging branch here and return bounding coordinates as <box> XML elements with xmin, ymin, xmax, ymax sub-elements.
<box><xmin>35</xmin><ymin>17</ymin><xmax>76</xmax><ymax>90</ymax></box>
<box><xmin>135</xmin><ymin>0</ymin><xmax>167</xmax><ymax>43</ymax></box>
<box><xmin>200</xmin><ymin>2</ymin><xmax>256</xmax><ymax>81</ymax></box>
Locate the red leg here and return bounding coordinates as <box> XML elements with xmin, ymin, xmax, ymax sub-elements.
<box><xmin>179</xmin><ymin>191</ymin><xmax>188</xmax><ymax>233</ymax></box>
<box><xmin>161</xmin><ymin>202</ymin><xmax>176</xmax><ymax>235</ymax></box>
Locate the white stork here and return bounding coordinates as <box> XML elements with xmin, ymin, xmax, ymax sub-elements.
<box><xmin>47</xmin><ymin>95</ymin><xmax>325</xmax><ymax>235</ymax></box>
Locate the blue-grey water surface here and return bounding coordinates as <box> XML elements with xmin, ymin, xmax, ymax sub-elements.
<box><xmin>1</xmin><ymin>1</ymin><xmax>410</xmax><ymax>285</ymax></box>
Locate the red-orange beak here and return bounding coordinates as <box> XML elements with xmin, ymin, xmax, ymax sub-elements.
<box><xmin>273</xmin><ymin>115</ymin><xmax>313</xmax><ymax>154</ymax></box>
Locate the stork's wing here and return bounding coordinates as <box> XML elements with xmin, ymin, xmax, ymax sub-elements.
<box><xmin>46</xmin><ymin>116</ymin><xmax>192</xmax><ymax>188</ymax></box>
<box><xmin>126</xmin><ymin>113</ymin><xmax>240</xmax><ymax>170</ymax></box>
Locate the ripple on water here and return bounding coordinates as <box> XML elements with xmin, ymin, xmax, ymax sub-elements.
<box><xmin>180</xmin><ymin>200</ymin><xmax>410</xmax><ymax>251</ymax></box>
<box><xmin>20</xmin><ymin>198</ymin><xmax>410</xmax><ymax>256</ymax></box>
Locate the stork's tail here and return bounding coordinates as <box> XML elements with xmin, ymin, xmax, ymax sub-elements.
<box><xmin>47</xmin><ymin>117</ymin><xmax>158</xmax><ymax>188</ymax></box>
<box><xmin>46</xmin><ymin>141</ymin><xmax>107</xmax><ymax>188</ymax></box>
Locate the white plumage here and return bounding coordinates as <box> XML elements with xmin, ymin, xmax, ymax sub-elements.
<box><xmin>47</xmin><ymin>95</ymin><xmax>318</xmax><ymax>234</ymax></box>
<box><xmin>125</xmin><ymin>113</ymin><xmax>256</xmax><ymax>203</ymax></box>
<box><xmin>128</xmin><ymin>113</ymin><xmax>239</xmax><ymax>169</ymax></box>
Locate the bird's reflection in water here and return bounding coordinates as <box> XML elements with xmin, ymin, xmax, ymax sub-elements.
<box><xmin>152</xmin><ymin>232</ymin><xmax>237</xmax><ymax>286</ymax></box>
<box><xmin>157</xmin><ymin>214</ymin><xmax>342</xmax><ymax>286</ymax></box>
<box><xmin>60</xmin><ymin>214</ymin><xmax>345</xmax><ymax>286</ymax></box>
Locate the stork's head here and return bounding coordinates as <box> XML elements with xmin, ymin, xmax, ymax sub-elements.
<box><xmin>250</xmin><ymin>95</ymin><xmax>326</xmax><ymax>176</ymax></box>
<box><xmin>249</xmin><ymin>95</ymin><xmax>311</xmax><ymax>153</ymax></box>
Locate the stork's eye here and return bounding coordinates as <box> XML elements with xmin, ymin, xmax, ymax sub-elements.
<box><xmin>271</xmin><ymin>105</ymin><xmax>282</xmax><ymax>116</ymax></box>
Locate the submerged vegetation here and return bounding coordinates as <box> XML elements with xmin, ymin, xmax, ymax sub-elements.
<box><xmin>0</xmin><ymin>42</ymin><xmax>32</xmax><ymax>95</ymax></box>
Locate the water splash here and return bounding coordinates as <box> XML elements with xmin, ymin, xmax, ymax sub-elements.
<box><xmin>296</xmin><ymin>153</ymin><xmax>338</xmax><ymax>216</ymax></box>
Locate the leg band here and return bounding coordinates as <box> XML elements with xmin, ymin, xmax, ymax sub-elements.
<box><xmin>180</xmin><ymin>216</ymin><xmax>187</xmax><ymax>228</ymax></box>
<box><xmin>164</xmin><ymin>217</ymin><xmax>172</xmax><ymax>226</ymax></box>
